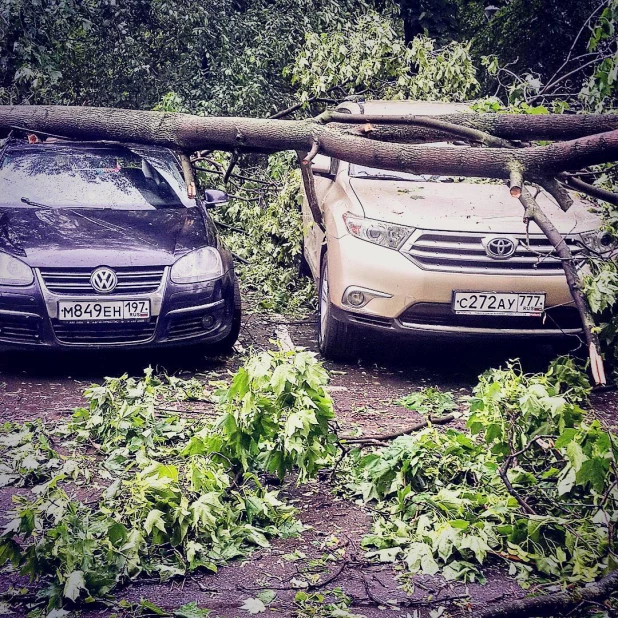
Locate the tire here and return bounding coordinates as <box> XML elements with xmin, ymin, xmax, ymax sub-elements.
<box><xmin>209</xmin><ymin>276</ymin><xmax>242</xmax><ymax>355</ymax></box>
<box><xmin>317</xmin><ymin>257</ymin><xmax>359</xmax><ymax>361</ymax></box>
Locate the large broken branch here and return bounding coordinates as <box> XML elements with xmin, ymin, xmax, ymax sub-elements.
<box><xmin>563</xmin><ymin>174</ymin><xmax>618</xmax><ymax>207</ymax></box>
<box><xmin>324</xmin><ymin>111</ymin><xmax>618</xmax><ymax>142</ymax></box>
<box><xmin>2</xmin><ymin>104</ymin><xmax>617</xmax><ymax>387</ymax></box>
<box><xmin>477</xmin><ymin>568</ymin><xmax>618</xmax><ymax>618</ymax></box>
<box><xmin>318</xmin><ymin>110</ymin><xmax>516</xmax><ymax>148</ymax></box>
<box><xmin>519</xmin><ymin>186</ymin><xmax>606</xmax><ymax>385</ymax></box>
<box><xmin>2</xmin><ymin>107</ymin><xmax>618</xmax><ymax>185</ymax></box>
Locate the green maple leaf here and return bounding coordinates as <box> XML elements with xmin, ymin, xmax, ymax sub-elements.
<box><xmin>144</xmin><ymin>509</ymin><xmax>166</xmax><ymax>535</ymax></box>
<box><xmin>576</xmin><ymin>457</ymin><xmax>609</xmax><ymax>493</ymax></box>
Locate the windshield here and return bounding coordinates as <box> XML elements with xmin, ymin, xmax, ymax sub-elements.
<box><xmin>0</xmin><ymin>146</ymin><xmax>191</xmax><ymax>210</ymax></box>
<box><xmin>349</xmin><ymin>164</ymin><xmax>455</xmax><ymax>182</ymax></box>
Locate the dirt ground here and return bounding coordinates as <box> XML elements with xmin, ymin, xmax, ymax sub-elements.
<box><xmin>0</xmin><ymin>310</ymin><xmax>616</xmax><ymax>617</ymax></box>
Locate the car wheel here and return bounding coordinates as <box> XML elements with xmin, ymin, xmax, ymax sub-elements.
<box><xmin>318</xmin><ymin>257</ymin><xmax>359</xmax><ymax>360</ymax></box>
<box><xmin>209</xmin><ymin>276</ymin><xmax>242</xmax><ymax>355</ymax></box>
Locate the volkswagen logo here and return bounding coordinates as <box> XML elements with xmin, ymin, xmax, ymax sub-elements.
<box><xmin>482</xmin><ymin>236</ymin><xmax>518</xmax><ymax>260</ymax></box>
<box><xmin>90</xmin><ymin>267</ymin><xmax>118</xmax><ymax>293</ymax></box>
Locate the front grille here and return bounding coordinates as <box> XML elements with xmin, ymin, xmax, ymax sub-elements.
<box><xmin>0</xmin><ymin>314</ymin><xmax>41</xmax><ymax>344</ymax></box>
<box><xmin>399</xmin><ymin>303</ymin><xmax>582</xmax><ymax>331</ymax></box>
<box><xmin>39</xmin><ymin>267</ymin><xmax>166</xmax><ymax>295</ymax></box>
<box><xmin>52</xmin><ymin>320</ymin><xmax>157</xmax><ymax>344</ymax></box>
<box><xmin>402</xmin><ymin>232</ymin><xmax>583</xmax><ymax>274</ymax></box>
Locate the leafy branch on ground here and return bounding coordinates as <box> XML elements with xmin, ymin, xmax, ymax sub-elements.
<box><xmin>1</xmin><ymin>353</ymin><xmax>616</xmax><ymax>616</ymax></box>
<box><xmin>347</xmin><ymin>357</ymin><xmax>617</xmax><ymax>591</ymax></box>
<box><xmin>0</xmin><ymin>349</ymin><xmax>336</xmax><ymax>613</ymax></box>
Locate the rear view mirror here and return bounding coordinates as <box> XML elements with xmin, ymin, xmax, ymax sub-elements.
<box><xmin>311</xmin><ymin>154</ymin><xmax>333</xmax><ymax>177</ymax></box>
<box><xmin>203</xmin><ymin>189</ymin><xmax>229</xmax><ymax>207</ymax></box>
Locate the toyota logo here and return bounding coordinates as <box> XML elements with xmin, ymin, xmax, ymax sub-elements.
<box><xmin>483</xmin><ymin>236</ymin><xmax>518</xmax><ymax>260</ymax></box>
<box><xmin>90</xmin><ymin>267</ymin><xmax>118</xmax><ymax>293</ymax></box>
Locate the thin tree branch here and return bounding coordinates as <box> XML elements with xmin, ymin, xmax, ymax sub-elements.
<box><xmin>341</xmin><ymin>414</ymin><xmax>455</xmax><ymax>443</ymax></box>
<box><xmin>320</xmin><ymin>111</ymin><xmax>515</xmax><ymax>148</ymax></box>
<box><xmin>542</xmin><ymin>0</ymin><xmax>610</xmax><ymax>91</ymax></box>
<box><xmin>519</xmin><ymin>185</ymin><xmax>606</xmax><ymax>385</ymax></box>
<box><xmin>269</xmin><ymin>97</ymin><xmax>338</xmax><ymax>120</ymax></box>
<box><xmin>562</xmin><ymin>174</ymin><xmax>618</xmax><ymax>207</ymax></box>
<box><xmin>178</xmin><ymin>152</ymin><xmax>196</xmax><ymax>199</ymax></box>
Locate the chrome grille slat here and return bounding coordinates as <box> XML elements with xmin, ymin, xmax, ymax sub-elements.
<box><xmin>39</xmin><ymin>267</ymin><xmax>165</xmax><ymax>295</ymax></box>
<box><xmin>407</xmin><ymin>249</ymin><xmax>562</xmax><ymax>264</ymax></box>
<box><xmin>403</xmin><ymin>232</ymin><xmax>581</xmax><ymax>274</ymax></box>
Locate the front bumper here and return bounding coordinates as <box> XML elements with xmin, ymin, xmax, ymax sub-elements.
<box><xmin>0</xmin><ymin>268</ymin><xmax>236</xmax><ymax>350</ymax></box>
<box><xmin>326</xmin><ymin>235</ymin><xmax>583</xmax><ymax>339</ymax></box>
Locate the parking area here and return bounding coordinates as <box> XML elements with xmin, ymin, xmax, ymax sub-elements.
<box><xmin>1</xmin><ymin>310</ymin><xmax>616</xmax><ymax>617</ymax></box>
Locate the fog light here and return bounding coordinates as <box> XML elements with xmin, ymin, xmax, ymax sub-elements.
<box><xmin>202</xmin><ymin>315</ymin><xmax>215</xmax><ymax>329</ymax></box>
<box><xmin>347</xmin><ymin>290</ymin><xmax>366</xmax><ymax>307</ymax></box>
<box><xmin>342</xmin><ymin>286</ymin><xmax>393</xmax><ymax>309</ymax></box>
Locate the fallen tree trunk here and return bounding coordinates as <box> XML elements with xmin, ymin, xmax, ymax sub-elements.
<box><xmin>1</xmin><ymin>107</ymin><xmax>618</xmax><ymax>183</ymax></box>
<box><xmin>1</xmin><ymin>104</ymin><xmax>617</xmax><ymax>384</ymax></box>
<box><xmin>477</xmin><ymin>568</ymin><xmax>618</xmax><ymax>618</ymax></box>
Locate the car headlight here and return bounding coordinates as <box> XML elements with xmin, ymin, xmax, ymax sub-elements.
<box><xmin>343</xmin><ymin>213</ymin><xmax>412</xmax><ymax>250</ymax></box>
<box><xmin>579</xmin><ymin>230</ymin><xmax>618</xmax><ymax>256</ymax></box>
<box><xmin>171</xmin><ymin>247</ymin><xmax>223</xmax><ymax>284</ymax></box>
<box><xmin>0</xmin><ymin>253</ymin><xmax>33</xmax><ymax>286</ymax></box>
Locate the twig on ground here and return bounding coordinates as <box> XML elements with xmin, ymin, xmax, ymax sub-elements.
<box><xmin>341</xmin><ymin>414</ymin><xmax>455</xmax><ymax>443</ymax></box>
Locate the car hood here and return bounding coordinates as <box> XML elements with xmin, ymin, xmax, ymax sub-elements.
<box><xmin>348</xmin><ymin>179</ymin><xmax>600</xmax><ymax>234</ymax></box>
<box><xmin>0</xmin><ymin>207</ymin><xmax>210</xmax><ymax>267</ymax></box>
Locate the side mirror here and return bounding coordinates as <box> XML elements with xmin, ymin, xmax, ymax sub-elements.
<box><xmin>311</xmin><ymin>154</ymin><xmax>334</xmax><ymax>178</ymax></box>
<box><xmin>203</xmin><ymin>189</ymin><xmax>229</xmax><ymax>207</ymax></box>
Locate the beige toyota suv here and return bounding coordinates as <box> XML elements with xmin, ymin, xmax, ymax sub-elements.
<box><xmin>302</xmin><ymin>100</ymin><xmax>604</xmax><ymax>359</ymax></box>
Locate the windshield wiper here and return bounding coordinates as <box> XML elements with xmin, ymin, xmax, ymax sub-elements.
<box><xmin>353</xmin><ymin>172</ymin><xmax>410</xmax><ymax>180</ymax></box>
<box><xmin>352</xmin><ymin>170</ymin><xmax>427</xmax><ymax>181</ymax></box>
<box><xmin>21</xmin><ymin>197</ymin><xmax>53</xmax><ymax>209</ymax></box>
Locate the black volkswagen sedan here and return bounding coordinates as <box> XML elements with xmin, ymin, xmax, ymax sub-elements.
<box><xmin>0</xmin><ymin>137</ymin><xmax>240</xmax><ymax>351</ymax></box>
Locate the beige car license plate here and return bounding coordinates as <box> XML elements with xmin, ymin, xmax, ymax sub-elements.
<box><xmin>58</xmin><ymin>300</ymin><xmax>151</xmax><ymax>321</ymax></box>
<box><xmin>453</xmin><ymin>292</ymin><xmax>545</xmax><ymax>317</ymax></box>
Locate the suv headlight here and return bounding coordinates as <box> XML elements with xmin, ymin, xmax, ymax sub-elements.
<box><xmin>343</xmin><ymin>213</ymin><xmax>412</xmax><ymax>250</ymax></box>
<box><xmin>0</xmin><ymin>253</ymin><xmax>33</xmax><ymax>286</ymax></box>
<box><xmin>171</xmin><ymin>247</ymin><xmax>223</xmax><ymax>284</ymax></box>
<box><xmin>579</xmin><ymin>230</ymin><xmax>618</xmax><ymax>257</ymax></box>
